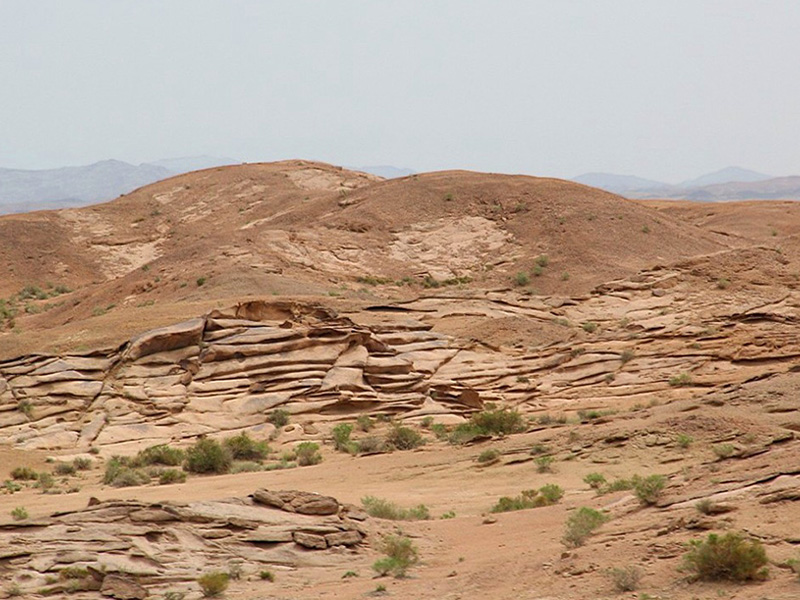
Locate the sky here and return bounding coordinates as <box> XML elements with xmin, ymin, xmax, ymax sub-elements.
<box><xmin>1</xmin><ymin>1</ymin><xmax>800</xmax><ymax>182</ymax></box>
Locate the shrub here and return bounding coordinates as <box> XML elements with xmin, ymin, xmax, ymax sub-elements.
<box><xmin>72</xmin><ymin>457</ymin><xmax>93</xmax><ymax>470</ymax></box>
<box><xmin>448</xmin><ymin>423</ymin><xmax>486</xmax><ymax>445</ymax></box>
<box><xmin>35</xmin><ymin>472</ymin><xmax>55</xmax><ymax>491</ymax></box>
<box><xmin>535</xmin><ymin>455</ymin><xmax>554</xmax><ymax>473</ymax></box>
<box><xmin>676</xmin><ymin>433</ymin><xmax>694</xmax><ymax>449</ymax></box>
<box><xmin>230</xmin><ymin>461</ymin><xmax>263</xmax><ymax>473</ymax></box>
<box><xmin>470</xmin><ymin>406</ymin><xmax>526</xmax><ymax>436</ymax></box>
<box><xmin>386</xmin><ymin>425</ymin><xmax>424</xmax><ymax>450</ymax></box>
<box><xmin>535</xmin><ymin>254</ymin><xmax>549</xmax><ymax>268</ymax></box>
<box><xmin>601</xmin><ymin>477</ymin><xmax>633</xmax><ymax>494</ymax></box>
<box><xmin>695</xmin><ymin>499</ymin><xmax>714</xmax><ymax>515</ymax></box>
<box><xmin>477</xmin><ymin>448</ymin><xmax>500</xmax><ymax>464</ymax></box>
<box><xmin>197</xmin><ymin>571</ymin><xmax>230</xmax><ymax>597</ymax></box>
<box><xmin>268</xmin><ymin>408</ymin><xmax>289</xmax><ymax>428</ymax></box>
<box><xmin>356</xmin><ymin>415</ymin><xmax>374</xmax><ymax>432</ymax></box>
<box><xmin>109</xmin><ymin>467</ymin><xmax>150</xmax><ymax>488</ymax></box>
<box><xmin>631</xmin><ymin>474</ymin><xmax>667</xmax><ymax>506</ymax></box>
<box><xmin>158</xmin><ymin>468</ymin><xmax>187</xmax><ymax>485</ymax></box>
<box><xmin>608</xmin><ymin>565</ymin><xmax>642</xmax><ymax>591</ymax></box>
<box><xmin>53</xmin><ymin>462</ymin><xmax>76</xmax><ymax>476</ymax></box>
<box><xmin>583</xmin><ymin>473</ymin><xmax>607</xmax><ymax>490</ymax></box>
<box><xmin>362</xmin><ymin>496</ymin><xmax>430</xmax><ymax>521</ymax></box>
<box><xmin>10</xmin><ymin>506</ymin><xmax>28</xmax><ymax>520</ymax></box>
<box><xmin>562</xmin><ymin>507</ymin><xmax>609</xmax><ymax>547</ymax></box>
<box><xmin>332</xmin><ymin>423</ymin><xmax>357</xmax><ymax>454</ymax></box>
<box><xmin>294</xmin><ymin>442</ymin><xmax>322</xmax><ymax>466</ymax></box>
<box><xmin>223</xmin><ymin>433</ymin><xmax>269</xmax><ymax>460</ymax></box>
<box><xmin>430</xmin><ymin>423</ymin><xmax>449</xmax><ymax>440</ymax></box>
<box><xmin>491</xmin><ymin>485</ymin><xmax>563</xmax><ymax>513</ymax></box>
<box><xmin>683</xmin><ymin>532</ymin><xmax>768</xmax><ymax>581</ymax></box>
<box><xmin>529</xmin><ymin>443</ymin><xmax>550</xmax><ymax>456</ymax></box>
<box><xmin>356</xmin><ymin>436</ymin><xmax>389</xmax><ymax>454</ymax></box>
<box><xmin>373</xmin><ymin>535</ymin><xmax>419</xmax><ymax>578</ymax></box>
<box><xmin>668</xmin><ymin>373</ymin><xmax>693</xmax><ymax>387</ymax></box>
<box><xmin>138</xmin><ymin>444</ymin><xmax>185</xmax><ymax>466</ymax></box>
<box><xmin>259</xmin><ymin>570</ymin><xmax>275</xmax><ymax>582</ymax></box>
<box><xmin>713</xmin><ymin>443</ymin><xmax>736</xmax><ymax>459</ymax></box>
<box><xmin>185</xmin><ymin>438</ymin><xmax>232</xmax><ymax>474</ymax></box>
<box><xmin>582</xmin><ymin>322</ymin><xmax>598</xmax><ymax>334</ymax></box>
<box><xmin>10</xmin><ymin>467</ymin><xmax>38</xmax><ymax>481</ymax></box>
<box><xmin>17</xmin><ymin>400</ymin><xmax>33</xmax><ymax>418</ymax></box>
<box><xmin>514</xmin><ymin>272</ymin><xmax>531</xmax><ymax>286</ymax></box>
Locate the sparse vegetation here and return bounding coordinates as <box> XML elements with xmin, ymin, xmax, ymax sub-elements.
<box><xmin>534</xmin><ymin>455</ymin><xmax>555</xmax><ymax>473</ymax></box>
<box><xmin>53</xmin><ymin>462</ymin><xmax>76</xmax><ymax>476</ymax></box>
<box><xmin>158</xmin><ymin>468</ymin><xmax>187</xmax><ymax>485</ymax></box>
<box><xmin>362</xmin><ymin>496</ymin><xmax>431</xmax><ymax>521</ymax></box>
<box><xmin>259</xmin><ymin>569</ymin><xmax>275</xmax><ymax>581</ymax></box>
<box><xmin>356</xmin><ymin>415</ymin><xmax>374</xmax><ymax>432</ymax></box>
<box><xmin>373</xmin><ymin>535</ymin><xmax>419</xmax><ymax>578</ymax></box>
<box><xmin>668</xmin><ymin>373</ymin><xmax>693</xmax><ymax>387</ymax></box>
<box><xmin>138</xmin><ymin>444</ymin><xmax>186</xmax><ymax>466</ymax></box>
<box><xmin>491</xmin><ymin>484</ymin><xmax>563</xmax><ymax>513</ymax></box>
<box><xmin>332</xmin><ymin>423</ymin><xmax>358</xmax><ymax>454</ymax></box>
<box><xmin>10</xmin><ymin>466</ymin><xmax>38</xmax><ymax>481</ymax></box>
<box><xmin>582</xmin><ymin>322</ymin><xmax>598</xmax><ymax>333</ymax></box>
<box><xmin>514</xmin><ymin>272</ymin><xmax>531</xmax><ymax>286</ymax></box>
<box><xmin>583</xmin><ymin>472</ymin><xmax>607</xmax><ymax>490</ymax></box>
<box><xmin>712</xmin><ymin>443</ymin><xmax>736</xmax><ymax>459</ymax></box>
<box><xmin>268</xmin><ymin>408</ymin><xmax>290</xmax><ymax>428</ymax></box>
<box><xmin>562</xmin><ymin>507</ymin><xmax>609</xmax><ymax>547</ymax></box>
<box><xmin>477</xmin><ymin>448</ymin><xmax>500</xmax><ymax>464</ymax></box>
<box><xmin>196</xmin><ymin>276</ymin><xmax>207</xmax><ymax>287</ymax></box>
<box><xmin>223</xmin><ymin>432</ymin><xmax>269</xmax><ymax>460</ymax></box>
<box><xmin>386</xmin><ymin>425</ymin><xmax>424</xmax><ymax>450</ymax></box>
<box><xmin>72</xmin><ymin>457</ymin><xmax>92</xmax><ymax>470</ymax></box>
<box><xmin>197</xmin><ymin>570</ymin><xmax>230</xmax><ymax>597</ymax></box>
<box><xmin>676</xmin><ymin>433</ymin><xmax>694</xmax><ymax>449</ymax></box>
<box><xmin>682</xmin><ymin>532</ymin><xmax>768</xmax><ymax>581</ymax></box>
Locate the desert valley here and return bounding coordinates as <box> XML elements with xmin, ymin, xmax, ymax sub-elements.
<box><xmin>0</xmin><ymin>160</ymin><xmax>799</xmax><ymax>600</ymax></box>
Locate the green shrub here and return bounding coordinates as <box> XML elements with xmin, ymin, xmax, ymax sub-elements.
<box><xmin>713</xmin><ymin>443</ymin><xmax>736</xmax><ymax>459</ymax></box>
<box><xmin>491</xmin><ymin>485</ymin><xmax>563</xmax><ymax>513</ymax></box>
<box><xmin>294</xmin><ymin>442</ymin><xmax>322</xmax><ymax>466</ymax></box>
<box><xmin>72</xmin><ymin>457</ymin><xmax>93</xmax><ymax>471</ymax></box>
<box><xmin>447</xmin><ymin>423</ymin><xmax>486</xmax><ymax>445</ymax></box>
<box><xmin>332</xmin><ymin>423</ymin><xmax>357</xmax><ymax>454</ymax></box>
<box><xmin>356</xmin><ymin>436</ymin><xmax>389</xmax><ymax>454</ymax></box>
<box><xmin>608</xmin><ymin>565</ymin><xmax>642</xmax><ymax>591</ymax></box>
<box><xmin>600</xmin><ymin>477</ymin><xmax>633</xmax><ymax>494</ymax></box>
<box><xmin>53</xmin><ymin>462</ymin><xmax>76</xmax><ymax>476</ymax></box>
<box><xmin>386</xmin><ymin>425</ymin><xmax>424</xmax><ymax>450</ymax></box>
<box><xmin>676</xmin><ymin>433</ymin><xmax>694</xmax><ymax>448</ymax></box>
<box><xmin>230</xmin><ymin>461</ymin><xmax>264</xmax><ymax>473</ymax></box>
<box><xmin>158</xmin><ymin>468</ymin><xmax>187</xmax><ymax>485</ymax></box>
<box><xmin>430</xmin><ymin>423</ymin><xmax>449</xmax><ymax>440</ymax></box>
<box><xmin>259</xmin><ymin>570</ymin><xmax>275</xmax><ymax>582</ymax></box>
<box><xmin>529</xmin><ymin>443</ymin><xmax>550</xmax><ymax>456</ymax></box>
<box><xmin>471</xmin><ymin>406</ymin><xmax>525</xmax><ymax>436</ymax></box>
<box><xmin>197</xmin><ymin>571</ymin><xmax>230</xmax><ymax>597</ymax></box>
<box><xmin>107</xmin><ymin>466</ymin><xmax>150</xmax><ymax>488</ymax></box>
<box><xmin>477</xmin><ymin>448</ymin><xmax>500</xmax><ymax>464</ymax></box>
<box><xmin>562</xmin><ymin>507</ymin><xmax>609</xmax><ymax>547</ymax></box>
<box><xmin>535</xmin><ymin>455</ymin><xmax>554</xmax><ymax>473</ymax></box>
<box><xmin>668</xmin><ymin>373</ymin><xmax>693</xmax><ymax>387</ymax></box>
<box><xmin>373</xmin><ymin>535</ymin><xmax>419</xmax><ymax>578</ymax></box>
<box><xmin>138</xmin><ymin>444</ymin><xmax>185</xmax><ymax>466</ymax></box>
<box><xmin>514</xmin><ymin>272</ymin><xmax>531</xmax><ymax>286</ymax></box>
<box><xmin>695</xmin><ymin>499</ymin><xmax>714</xmax><ymax>515</ymax></box>
<box><xmin>10</xmin><ymin>506</ymin><xmax>28</xmax><ymax>520</ymax></box>
<box><xmin>17</xmin><ymin>400</ymin><xmax>33</xmax><ymax>418</ymax></box>
<box><xmin>683</xmin><ymin>533</ymin><xmax>768</xmax><ymax>581</ymax></box>
<box><xmin>362</xmin><ymin>496</ymin><xmax>430</xmax><ymax>521</ymax></box>
<box><xmin>582</xmin><ymin>322</ymin><xmax>598</xmax><ymax>334</ymax></box>
<box><xmin>631</xmin><ymin>474</ymin><xmax>667</xmax><ymax>506</ymax></box>
<box><xmin>268</xmin><ymin>408</ymin><xmax>289</xmax><ymax>428</ymax></box>
<box><xmin>535</xmin><ymin>254</ymin><xmax>549</xmax><ymax>268</ymax></box>
<box><xmin>35</xmin><ymin>472</ymin><xmax>55</xmax><ymax>491</ymax></box>
<box><xmin>10</xmin><ymin>466</ymin><xmax>37</xmax><ymax>481</ymax></box>
<box><xmin>223</xmin><ymin>432</ymin><xmax>269</xmax><ymax>460</ymax></box>
<box><xmin>185</xmin><ymin>438</ymin><xmax>232</xmax><ymax>474</ymax></box>
<box><xmin>583</xmin><ymin>473</ymin><xmax>607</xmax><ymax>490</ymax></box>
<box><xmin>356</xmin><ymin>415</ymin><xmax>374</xmax><ymax>432</ymax></box>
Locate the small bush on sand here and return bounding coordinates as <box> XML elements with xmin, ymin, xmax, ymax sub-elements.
<box><xmin>10</xmin><ymin>506</ymin><xmax>28</xmax><ymax>521</ymax></box>
<box><xmin>138</xmin><ymin>444</ymin><xmax>186</xmax><ymax>466</ymax></box>
<box><xmin>477</xmin><ymin>448</ymin><xmax>500</xmax><ymax>464</ymax></box>
<box><xmin>491</xmin><ymin>484</ymin><xmax>563</xmax><ymax>513</ymax></box>
<box><xmin>268</xmin><ymin>409</ymin><xmax>289</xmax><ymax>428</ymax></box>
<box><xmin>683</xmin><ymin>532</ymin><xmax>768</xmax><ymax>581</ymax></box>
<box><xmin>362</xmin><ymin>496</ymin><xmax>430</xmax><ymax>520</ymax></box>
<box><xmin>583</xmin><ymin>472</ymin><xmax>607</xmax><ymax>490</ymax></box>
<box><xmin>223</xmin><ymin>432</ymin><xmax>269</xmax><ymax>460</ymax></box>
<box><xmin>10</xmin><ymin>467</ymin><xmax>37</xmax><ymax>481</ymax></box>
<box><xmin>562</xmin><ymin>507</ymin><xmax>609</xmax><ymax>548</ymax></box>
<box><xmin>53</xmin><ymin>462</ymin><xmax>76</xmax><ymax>476</ymax></box>
<box><xmin>185</xmin><ymin>438</ymin><xmax>232</xmax><ymax>474</ymax></box>
<box><xmin>608</xmin><ymin>565</ymin><xmax>642</xmax><ymax>591</ymax></box>
<box><xmin>294</xmin><ymin>442</ymin><xmax>322</xmax><ymax>466</ymax></box>
<box><xmin>631</xmin><ymin>474</ymin><xmax>667</xmax><ymax>506</ymax></box>
<box><xmin>158</xmin><ymin>468</ymin><xmax>187</xmax><ymax>485</ymax></box>
<box><xmin>332</xmin><ymin>423</ymin><xmax>358</xmax><ymax>454</ymax></box>
<box><xmin>470</xmin><ymin>406</ymin><xmax>526</xmax><ymax>436</ymax></box>
<box><xmin>373</xmin><ymin>535</ymin><xmax>419</xmax><ymax>578</ymax></box>
<box><xmin>386</xmin><ymin>425</ymin><xmax>424</xmax><ymax>450</ymax></box>
<box><xmin>197</xmin><ymin>571</ymin><xmax>230</xmax><ymax>597</ymax></box>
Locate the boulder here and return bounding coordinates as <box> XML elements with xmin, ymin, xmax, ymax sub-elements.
<box><xmin>252</xmin><ymin>489</ymin><xmax>340</xmax><ymax>515</ymax></box>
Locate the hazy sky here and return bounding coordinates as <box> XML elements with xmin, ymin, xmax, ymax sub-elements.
<box><xmin>2</xmin><ymin>1</ymin><xmax>799</xmax><ymax>182</ymax></box>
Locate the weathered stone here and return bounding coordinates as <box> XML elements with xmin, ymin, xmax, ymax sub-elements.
<box><xmin>293</xmin><ymin>531</ymin><xmax>327</xmax><ymax>549</ymax></box>
<box><xmin>126</xmin><ymin>318</ymin><xmax>205</xmax><ymax>361</ymax></box>
<box><xmin>252</xmin><ymin>489</ymin><xmax>340</xmax><ymax>515</ymax></box>
<box><xmin>100</xmin><ymin>574</ymin><xmax>149</xmax><ymax>599</ymax></box>
<box><xmin>325</xmin><ymin>530</ymin><xmax>362</xmax><ymax>546</ymax></box>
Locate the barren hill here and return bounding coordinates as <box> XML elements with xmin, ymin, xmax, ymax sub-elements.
<box><xmin>1</xmin><ymin>161</ymin><xmax>799</xmax><ymax>600</ymax></box>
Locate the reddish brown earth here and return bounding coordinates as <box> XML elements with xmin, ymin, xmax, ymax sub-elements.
<box><xmin>0</xmin><ymin>161</ymin><xmax>799</xmax><ymax>599</ymax></box>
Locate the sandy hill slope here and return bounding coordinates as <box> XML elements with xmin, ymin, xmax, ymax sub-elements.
<box><xmin>1</xmin><ymin>162</ymin><xmax>799</xmax><ymax>600</ymax></box>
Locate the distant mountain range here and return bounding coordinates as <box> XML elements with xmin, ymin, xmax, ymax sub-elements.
<box><xmin>0</xmin><ymin>156</ymin><xmax>239</xmax><ymax>214</ymax></box>
<box><xmin>572</xmin><ymin>166</ymin><xmax>800</xmax><ymax>201</ymax></box>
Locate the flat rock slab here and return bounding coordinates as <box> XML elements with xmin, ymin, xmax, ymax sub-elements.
<box><xmin>252</xmin><ymin>489</ymin><xmax>340</xmax><ymax>515</ymax></box>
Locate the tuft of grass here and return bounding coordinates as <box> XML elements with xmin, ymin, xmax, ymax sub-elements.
<box><xmin>668</xmin><ymin>373</ymin><xmax>693</xmax><ymax>387</ymax></box>
<box><xmin>72</xmin><ymin>457</ymin><xmax>92</xmax><ymax>471</ymax></box>
<box><xmin>514</xmin><ymin>272</ymin><xmax>531</xmax><ymax>287</ymax></box>
<box><xmin>676</xmin><ymin>433</ymin><xmax>694</xmax><ymax>449</ymax></box>
<box><xmin>582</xmin><ymin>322</ymin><xmax>598</xmax><ymax>334</ymax></box>
<box><xmin>10</xmin><ymin>506</ymin><xmax>28</xmax><ymax>521</ymax></box>
<box><xmin>10</xmin><ymin>466</ymin><xmax>38</xmax><ymax>481</ymax></box>
<box><xmin>362</xmin><ymin>496</ymin><xmax>431</xmax><ymax>521</ymax></box>
<box><xmin>332</xmin><ymin>423</ymin><xmax>358</xmax><ymax>454</ymax></box>
<box><xmin>683</xmin><ymin>532</ymin><xmax>768</xmax><ymax>581</ymax></box>
<box><xmin>712</xmin><ymin>443</ymin><xmax>736</xmax><ymax>459</ymax></box>
<box><xmin>184</xmin><ymin>438</ymin><xmax>232</xmax><ymax>474</ymax></box>
<box><xmin>535</xmin><ymin>455</ymin><xmax>555</xmax><ymax>473</ymax></box>
<box><xmin>259</xmin><ymin>569</ymin><xmax>275</xmax><ymax>582</ymax></box>
<box><xmin>562</xmin><ymin>507</ymin><xmax>609</xmax><ymax>547</ymax></box>
<box><xmin>197</xmin><ymin>571</ymin><xmax>229</xmax><ymax>597</ymax></box>
<box><xmin>477</xmin><ymin>448</ymin><xmax>501</xmax><ymax>464</ymax></box>
<box><xmin>695</xmin><ymin>499</ymin><xmax>714</xmax><ymax>515</ymax></box>
<box><xmin>583</xmin><ymin>472</ymin><xmax>607</xmax><ymax>490</ymax></box>
<box><xmin>356</xmin><ymin>415</ymin><xmax>374</xmax><ymax>432</ymax></box>
<box><xmin>373</xmin><ymin>535</ymin><xmax>419</xmax><ymax>578</ymax></box>
<box><xmin>17</xmin><ymin>400</ymin><xmax>34</xmax><ymax>419</ymax></box>
<box><xmin>53</xmin><ymin>462</ymin><xmax>76</xmax><ymax>476</ymax></box>
<box><xmin>158</xmin><ymin>468</ymin><xmax>187</xmax><ymax>485</ymax></box>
